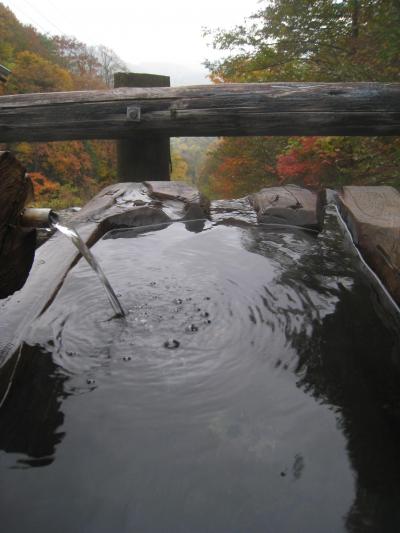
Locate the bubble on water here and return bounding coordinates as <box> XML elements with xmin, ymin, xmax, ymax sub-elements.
<box><xmin>201</xmin><ymin>311</ymin><xmax>210</xmax><ymax>318</ymax></box>
<box><xmin>139</xmin><ymin>319</ymin><xmax>147</xmax><ymax>324</ymax></box>
<box><xmin>186</xmin><ymin>324</ymin><xmax>199</xmax><ymax>332</ymax></box>
<box><xmin>164</xmin><ymin>339</ymin><xmax>180</xmax><ymax>349</ymax></box>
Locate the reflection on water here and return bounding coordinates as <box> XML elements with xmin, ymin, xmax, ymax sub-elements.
<box><xmin>0</xmin><ymin>344</ymin><xmax>67</xmax><ymax>467</ymax></box>
<box><xmin>0</xmin><ymin>214</ymin><xmax>399</xmax><ymax>532</ymax></box>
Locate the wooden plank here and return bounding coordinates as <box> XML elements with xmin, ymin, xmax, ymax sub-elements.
<box><xmin>0</xmin><ymin>83</ymin><xmax>399</xmax><ymax>141</ymax></box>
<box><xmin>339</xmin><ymin>186</ymin><xmax>400</xmax><ymax>305</ymax></box>
<box><xmin>0</xmin><ymin>152</ymin><xmax>35</xmax><ymax>298</ymax></box>
<box><xmin>114</xmin><ymin>72</ymin><xmax>170</xmax><ymax>181</ymax></box>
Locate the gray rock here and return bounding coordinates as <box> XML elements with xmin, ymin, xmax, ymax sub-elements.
<box><xmin>250</xmin><ymin>184</ymin><xmax>318</xmax><ymax>228</ymax></box>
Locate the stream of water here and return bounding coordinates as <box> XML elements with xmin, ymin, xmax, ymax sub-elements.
<box><xmin>51</xmin><ymin>221</ymin><xmax>125</xmax><ymax>318</ymax></box>
<box><xmin>0</xmin><ymin>213</ymin><xmax>400</xmax><ymax>532</ymax></box>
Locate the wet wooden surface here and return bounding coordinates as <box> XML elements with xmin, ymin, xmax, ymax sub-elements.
<box><xmin>339</xmin><ymin>186</ymin><xmax>400</xmax><ymax>305</ymax></box>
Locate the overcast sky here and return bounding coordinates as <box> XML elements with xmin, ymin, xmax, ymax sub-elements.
<box><xmin>2</xmin><ymin>0</ymin><xmax>262</xmax><ymax>83</ymax></box>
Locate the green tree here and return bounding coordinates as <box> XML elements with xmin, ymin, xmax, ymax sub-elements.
<box><xmin>206</xmin><ymin>1</ymin><xmax>400</xmax><ymax>83</ymax></box>
<box><xmin>201</xmin><ymin>0</ymin><xmax>400</xmax><ymax>197</ymax></box>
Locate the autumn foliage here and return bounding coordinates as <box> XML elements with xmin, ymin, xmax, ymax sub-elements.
<box><xmin>276</xmin><ymin>138</ymin><xmax>336</xmax><ymax>188</ymax></box>
<box><xmin>0</xmin><ymin>3</ymin><xmax>122</xmax><ymax>208</ymax></box>
<box><xmin>201</xmin><ymin>0</ymin><xmax>400</xmax><ymax>199</ymax></box>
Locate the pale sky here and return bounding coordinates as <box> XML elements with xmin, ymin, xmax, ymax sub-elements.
<box><xmin>2</xmin><ymin>0</ymin><xmax>262</xmax><ymax>83</ymax></box>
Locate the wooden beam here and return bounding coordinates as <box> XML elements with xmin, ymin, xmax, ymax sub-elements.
<box><xmin>0</xmin><ymin>152</ymin><xmax>36</xmax><ymax>298</ymax></box>
<box><xmin>0</xmin><ymin>82</ymin><xmax>399</xmax><ymax>142</ymax></box>
<box><xmin>339</xmin><ymin>186</ymin><xmax>400</xmax><ymax>306</ymax></box>
<box><xmin>114</xmin><ymin>72</ymin><xmax>170</xmax><ymax>181</ymax></box>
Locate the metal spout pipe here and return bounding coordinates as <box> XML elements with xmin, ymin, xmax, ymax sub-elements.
<box><xmin>20</xmin><ymin>207</ymin><xmax>59</xmax><ymax>228</ymax></box>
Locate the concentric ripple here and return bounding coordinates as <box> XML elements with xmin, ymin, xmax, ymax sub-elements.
<box><xmin>28</xmin><ymin>223</ymin><xmax>326</xmax><ymax>391</ymax></box>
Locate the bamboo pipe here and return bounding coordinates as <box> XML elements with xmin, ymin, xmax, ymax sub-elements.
<box><xmin>20</xmin><ymin>208</ymin><xmax>59</xmax><ymax>228</ymax></box>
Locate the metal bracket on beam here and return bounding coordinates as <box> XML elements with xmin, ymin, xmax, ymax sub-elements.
<box><xmin>126</xmin><ymin>106</ymin><xmax>141</xmax><ymax>122</ymax></box>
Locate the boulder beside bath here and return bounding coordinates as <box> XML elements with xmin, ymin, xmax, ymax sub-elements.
<box><xmin>250</xmin><ymin>184</ymin><xmax>318</xmax><ymax>228</ymax></box>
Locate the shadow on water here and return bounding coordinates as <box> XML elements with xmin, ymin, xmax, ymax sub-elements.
<box><xmin>0</xmin><ymin>212</ymin><xmax>400</xmax><ymax>532</ymax></box>
<box><xmin>0</xmin><ymin>343</ymin><xmax>68</xmax><ymax>467</ymax></box>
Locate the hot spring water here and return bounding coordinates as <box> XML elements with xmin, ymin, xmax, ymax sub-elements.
<box><xmin>1</xmin><ymin>212</ymin><xmax>400</xmax><ymax>532</ymax></box>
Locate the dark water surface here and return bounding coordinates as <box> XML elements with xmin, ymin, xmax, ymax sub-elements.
<box><xmin>1</xmin><ymin>213</ymin><xmax>400</xmax><ymax>533</ymax></box>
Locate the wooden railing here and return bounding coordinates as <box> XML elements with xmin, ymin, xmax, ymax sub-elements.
<box><xmin>1</xmin><ymin>82</ymin><xmax>399</xmax><ymax>143</ymax></box>
<box><xmin>1</xmin><ymin>77</ymin><xmax>399</xmax><ymax>181</ymax></box>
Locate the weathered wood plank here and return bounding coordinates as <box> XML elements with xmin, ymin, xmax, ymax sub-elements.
<box><xmin>0</xmin><ymin>83</ymin><xmax>399</xmax><ymax>141</ymax></box>
<box><xmin>339</xmin><ymin>186</ymin><xmax>400</xmax><ymax>305</ymax></box>
<box><xmin>114</xmin><ymin>73</ymin><xmax>171</xmax><ymax>181</ymax></box>
<box><xmin>0</xmin><ymin>152</ymin><xmax>35</xmax><ymax>298</ymax></box>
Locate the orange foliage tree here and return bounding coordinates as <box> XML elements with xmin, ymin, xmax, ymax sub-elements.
<box><xmin>5</xmin><ymin>51</ymin><xmax>73</xmax><ymax>94</ymax></box>
<box><xmin>276</xmin><ymin>137</ymin><xmax>336</xmax><ymax>188</ymax></box>
<box><xmin>199</xmin><ymin>137</ymin><xmax>287</xmax><ymax>199</ymax></box>
<box><xmin>0</xmin><ymin>4</ymin><xmax>124</xmax><ymax>208</ymax></box>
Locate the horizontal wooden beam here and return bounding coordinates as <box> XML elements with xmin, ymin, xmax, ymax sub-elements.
<box><xmin>0</xmin><ymin>82</ymin><xmax>399</xmax><ymax>142</ymax></box>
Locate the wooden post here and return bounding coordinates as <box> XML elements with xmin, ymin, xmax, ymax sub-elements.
<box><xmin>114</xmin><ymin>72</ymin><xmax>170</xmax><ymax>181</ymax></box>
<box><xmin>0</xmin><ymin>151</ymin><xmax>36</xmax><ymax>298</ymax></box>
